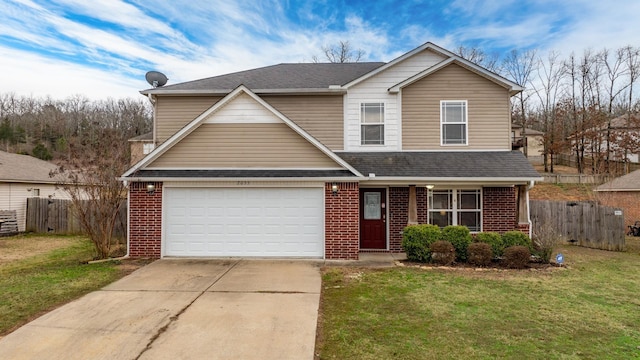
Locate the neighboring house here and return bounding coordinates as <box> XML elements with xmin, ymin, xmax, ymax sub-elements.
<box><xmin>511</xmin><ymin>124</ymin><xmax>544</xmax><ymax>165</ymax></box>
<box><xmin>122</xmin><ymin>42</ymin><xmax>542</xmax><ymax>260</ymax></box>
<box><xmin>129</xmin><ymin>132</ymin><xmax>154</xmax><ymax>166</ymax></box>
<box><xmin>0</xmin><ymin>151</ymin><xmax>70</xmax><ymax>232</ymax></box>
<box><xmin>568</xmin><ymin>114</ymin><xmax>640</xmax><ymax>164</ymax></box>
<box><xmin>595</xmin><ymin>169</ymin><xmax>640</xmax><ymax>227</ymax></box>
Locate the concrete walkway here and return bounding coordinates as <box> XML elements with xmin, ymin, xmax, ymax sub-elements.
<box><xmin>0</xmin><ymin>259</ymin><xmax>321</xmax><ymax>360</ymax></box>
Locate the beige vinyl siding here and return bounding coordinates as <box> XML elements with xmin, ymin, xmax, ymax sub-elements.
<box><xmin>263</xmin><ymin>95</ymin><xmax>344</xmax><ymax>150</ymax></box>
<box><xmin>402</xmin><ymin>63</ymin><xmax>511</xmax><ymax>150</ymax></box>
<box><xmin>155</xmin><ymin>96</ymin><xmax>222</xmax><ymax>143</ymax></box>
<box><xmin>148</xmin><ymin>123</ymin><xmax>340</xmax><ymax>168</ymax></box>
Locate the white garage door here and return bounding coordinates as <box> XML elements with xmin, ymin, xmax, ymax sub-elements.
<box><xmin>164</xmin><ymin>187</ymin><xmax>324</xmax><ymax>257</ymax></box>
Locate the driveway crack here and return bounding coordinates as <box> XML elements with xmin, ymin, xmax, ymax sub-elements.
<box><xmin>134</xmin><ymin>260</ymin><xmax>240</xmax><ymax>360</ymax></box>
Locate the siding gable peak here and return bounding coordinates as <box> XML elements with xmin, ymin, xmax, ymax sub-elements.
<box><xmin>343</xmin><ymin>41</ymin><xmax>523</xmax><ymax>95</ymax></box>
<box><xmin>122</xmin><ymin>85</ymin><xmax>362</xmax><ymax>177</ymax></box>
<box><xmin>388</xmin><ymin>58</ymin><xmax>523</xmax><ymax>95</ymax></box>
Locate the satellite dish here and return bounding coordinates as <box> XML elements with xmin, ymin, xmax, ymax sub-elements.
<box><xmin>145</xmin><ymin>71</ymin><xmax>168</xmax><ymax>87</ymax></box>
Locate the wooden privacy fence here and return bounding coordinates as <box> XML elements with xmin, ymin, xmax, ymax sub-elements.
<box><xmin>26</xmin><ymin>198</ymin><xmax>127</xmax><ymax>239</ymax></box>
<box><xmin>541</xmin><ymin>173</ymin><xmax>610</xmax><ymax>184</ymax></box>
<box><xmin>530</xmin><ymin>200</ymin><xmax>625</xmax><ymax>251</ymax></box>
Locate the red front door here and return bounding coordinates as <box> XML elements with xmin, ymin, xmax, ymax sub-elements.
<box><xmin>360</xmin><ymin>188</ymin><xmax>386</xmax><ymax>249</ymax></box>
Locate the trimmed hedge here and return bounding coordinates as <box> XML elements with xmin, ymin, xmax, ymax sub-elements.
<box><xmin>441</xmin><ymin>225</ymin><xmax>472</xmax><ymax>262</ymax></box>
<box><xmin>502</xmin><ymin>246</ymin><xmax>531</xmax><ymax>269</ymax></box>
<box><xmin>402</xmin><ymin>224</ymin><xmax>442</xmax><ymax>262</ymax></box>
<box><xmin>430</xmin><ymin>241</ymin><xmax>455</xmax><ymax>266</ymax></box>
<box><xmin>468</xmin><ymin>242</ymin><xmax>493</xmax><ymax>267</ymax></box>
<box><xmin>475</xmin><ymin>232</ymin><xmax>504</xmax><ymax>257</ymax></box>
<box><xmin>502</xmin><ymin>231</ymin><xmax>532</xmax><ymax>250</ymax></box>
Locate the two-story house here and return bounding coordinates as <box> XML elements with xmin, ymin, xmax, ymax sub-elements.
<box><xmin>122</xmin><ymin>42</ymin><xmax>541</xmax><ymax>260</ymax></box>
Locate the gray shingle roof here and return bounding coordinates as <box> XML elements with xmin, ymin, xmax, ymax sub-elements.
<box><xmin>142</xmin><ymin>62</ymin><xmax>385</xmax><ymax>94</ymax></box>
<box><xmin>336</xmin><ymin>151</ymin><xmax>541</xmax><ymax>179</ymax></box>
<box><xmin>129</xmin><ymin>169</ymin><xmax>357</xmax><ymax>179</ymax></box>
<box><xmin>128</xmin><ymin>132</ymin><xmax>153</xmax><ymax>141</ymax></box>
<box><xmin>595</xmin><ymin>169</ymin><xmax>640</xmax><ymax>191</ymax></box>
<box><xmin>0</xmin><ymin>151</ymin><xmax>59</xmax><ymax>183</ymax></box>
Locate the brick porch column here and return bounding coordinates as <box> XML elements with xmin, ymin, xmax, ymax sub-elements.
<box><xmin>129</xmin><ymin>181</ymin><xmax>162</xmax><ymax>258</ymax></box>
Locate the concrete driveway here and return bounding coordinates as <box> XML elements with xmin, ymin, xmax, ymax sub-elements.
<box><xmin>0</xmin><ymin>259</ymin><xmax>321</xmax><ymax>360</ymax></box>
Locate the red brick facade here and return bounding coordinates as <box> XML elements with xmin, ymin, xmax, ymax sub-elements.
<box><xmin>596</xmin><ymin>191</ymin><xmax>640</xmax><ymax>227</ymax></box>
<box><xmin>482</xmin><ymin>187</ymin><xmax>518</xmax><ymax>233</ymax></box>
<box><xmin>126</xmin><ymin>182</ymin><xmax>527</xmax><ymax>260</ymax></box>
<box><xmin>388</xmin><ymin>187</ymin><xmax>408</xmax><ymax>252</ymax></box>
<box><xmin>325</xmin><ymin>182</ymin><xmax>360</xmax><ymax>260</ymax></box>
<box><xmin>129</xmin><ymin>182</ymin><xmax>163</xmax><ymax>258</ymax></box>
<box><xmin>387</xmin><ymin>187</ymin><xmax>426</xmax><ymax>252</ymax></box>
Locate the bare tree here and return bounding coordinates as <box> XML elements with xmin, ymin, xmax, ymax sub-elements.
<box><xmin>530</xmin><ymin>51</ymin><xmax>564</xmax><ymax>172</ymax></box>
<box><xmin>312</xmin><ymin>41</ymin><xmax>365</xmax><ymax>63</ymax></box>
<box><xmin>599</xmin><ymin>48</ymin><xmax>631</xmax><ymax>171</ymax></box>
<box><xmin>503</xmin><ymin>49</ymin><xmax>538</xmax><ymax>156</ymax></box>
<box><xmin>453</xmin><ymin>45</ymin><xmax>501</xmax><ymax>73</ymax></box>
<box><xmin>50</xmin><ymin>129</ymin><xmax>130</xmax><ymax>259</ymax></box>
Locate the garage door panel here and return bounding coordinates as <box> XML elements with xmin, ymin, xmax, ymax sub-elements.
<box><xmin>164</xmin><ymin>187</ymin><xmax>324</xmax><ymax>257</ymax></box>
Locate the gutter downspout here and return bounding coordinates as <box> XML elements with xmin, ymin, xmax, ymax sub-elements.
<box><xmin>527</xmin><ymin>180</ymin><xmax>535</xmax><ymax>238</ymax></box>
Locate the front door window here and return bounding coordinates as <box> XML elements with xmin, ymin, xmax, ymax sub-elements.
<box><xmin>364</xmin><ymin>192</ymin><xmax>381</xmax><ymax>219</ymax></box>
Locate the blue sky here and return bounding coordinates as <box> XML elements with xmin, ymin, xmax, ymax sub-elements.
<box><xmin>2</xmin><ymin>0</ymin><xmax>640</xmax><ymax>99</ymax></box>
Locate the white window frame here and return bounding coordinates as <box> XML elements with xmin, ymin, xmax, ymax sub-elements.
<box><xmin>440</xmin><ymin>100</ymin><xmax>468</xmax><ymax>146</ymax></box>
<box><xmin>143</xmin><ymin>143</ymin><xmax>155</xmax><ymax>155</ymax></box>
<box><xmin>360</xmin><ymin>102</ymin><xmax>385</xmax><ymax>145</ymax></box>
<box><xmin>428</xmin><ymin>188</ymin><xmax>482</xmax><ymax>232</ymax></box>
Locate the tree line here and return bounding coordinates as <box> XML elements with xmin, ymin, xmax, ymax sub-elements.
<box><xmin>454</xmin><ymin>45</ymin><xmax>640</xmax><ymax>175</ymax></box>
<box><xmin>0</xmin><ymin>93</ymin><xmax>152</xmax><ymax>162</ymax></box>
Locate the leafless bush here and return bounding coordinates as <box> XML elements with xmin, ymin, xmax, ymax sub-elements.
<box><xmin>532</xmin><ymin>223</ymin><xmax>561</xmax><ymax>264</ymax></box>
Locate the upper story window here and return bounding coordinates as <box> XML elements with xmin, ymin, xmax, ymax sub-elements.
<box><xmin>143</xmin><ymin>143</ymin><xmax>155</xmax><ymax>154</ymax></box>
<box><xmin>441</xmin><ymin>100</ymin><xmax>467</xmax><ymax>145</ymax></box>
<box><xmin>360</xmin><ymin>102</ymin><xmax>384</xmax><ymax>145</ymax></box>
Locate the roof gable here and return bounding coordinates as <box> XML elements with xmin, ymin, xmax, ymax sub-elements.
<box><xmin>345</xmin><ymin>42</ymin><xmax>523</xmax><ymax>94</ymax></box>
<box><xmin>388</xmin><ymin>58</ymin><xmax>521</xmax><ymax>94</ymax></box>
<box><xmin>123</xmin><ymin>85</ymin><xmax>362</xmax><ymax>177</ymax></box>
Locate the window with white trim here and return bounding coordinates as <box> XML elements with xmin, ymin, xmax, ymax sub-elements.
<box><xmin>441</xmin><ymin>100</ymin><xmax>467</xmax><ymax>145</ymax></box>
<box><xmin>429</xmin><ymin>189</ymin><xmax>481</xmax><ymax>232</ymax></box>
<box><xmin>143</xmin><ymin>143</ymin><xmax>155</xmax><ymax>154</ymax></box>
<box><xmin>360</xmin><ymin>102</ymin><xmax>384</xmax><ymax>145</ymax></box>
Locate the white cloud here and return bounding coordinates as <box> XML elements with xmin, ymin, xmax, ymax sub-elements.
<box><xmin>2</xmin><ymin>0</ymin><xmax>640</xmax><ymax>101</ymax></box>
<box><xmin>542</xmin><ymin>1</ymin><xmax>640</xmax><ymax>56</ymax></box>
<box><xmin>0</xmin><ymin>45</ymin><xmax>144</xmax><ymax>99</ymax></box>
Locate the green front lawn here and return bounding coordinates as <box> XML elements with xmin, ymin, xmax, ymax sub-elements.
<box><xmin>0</xmin><ymin>234</ymin><xmax>145</xmax><ymax>336</ymax></box>
<box><xmin>317</xmin><ymin>240</ymin><xmax>640</xmax><ymax>359</ymax></box>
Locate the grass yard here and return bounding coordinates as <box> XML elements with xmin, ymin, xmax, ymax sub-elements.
<box><xmin>316</xmin><ymin>239</ymin><xmax>640</xmax><ymax>360</ymax></box>
<box><xmin>0</xmin><ymin>234</ymin><xmax>148</xmax><ymax>336</ymax></box>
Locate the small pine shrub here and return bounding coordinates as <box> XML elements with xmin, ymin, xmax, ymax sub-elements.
<box><xmin>402</xmin><ymin>224</ymin><xmax>442</xmax><ymax>262</ymax></box>
<box><xmin>430</xmin><ymin>241</ymin><xmax>455</xmax><ymax>265</ymax></box>
<box><xmin>441</xmin><ymin>225</ymin><xmax>472</xmax><ymax>262</ymax></box>
<box><xmin>501</xmin><ymin>231</ymin><xmax>532</xmax><ymax>250</ymax></box>
<box><xmin>475</xmin><ymin>232</ymin><xmax>504</xmax><ymax>257</ymax></box>
<box><xmin>468</xmin><ymin>242</ymin><xmax>493</xmax><ymax>267</ymax></box>
<box><xmin>502</xmin><ymin>246</ymin><xmax>531</xmax><ymax>269</ymax></box>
